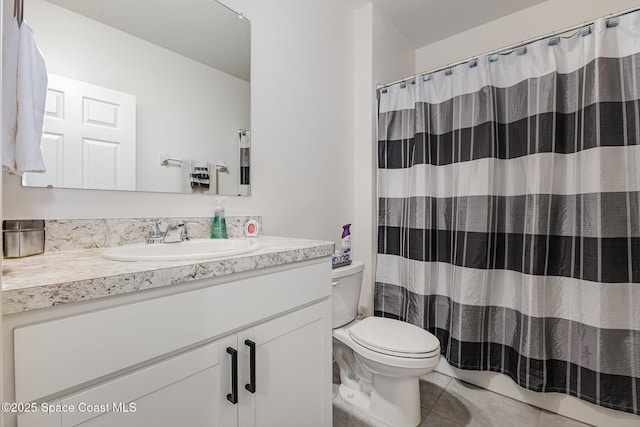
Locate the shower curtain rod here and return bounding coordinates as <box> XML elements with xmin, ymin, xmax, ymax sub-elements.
<box><xmin>378</xmin><ymin>4</ymin><xmax>640</xmax><ymax>91</ymax></box>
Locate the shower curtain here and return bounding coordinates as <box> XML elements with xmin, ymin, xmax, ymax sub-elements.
<box><xmin>376</xmin><ymin>12</ymin><xmax>640</xmax><ymax>415</ymax></box>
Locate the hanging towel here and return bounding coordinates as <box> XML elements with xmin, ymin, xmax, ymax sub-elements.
<box><xmin>15</xmin><ymin>20</ymin><xmax>48</xmax><ymax>175</ymax></box>
<box><xmin>180</xmin><ymin>160</ymin><xmax>213</xmax><ymax>193</ymax></box>
<box><xmin>2</xmin><ymin>18</ymin><xmax>20</xmax><ymax>173</ymax></box>
<box><xmin>190</xmin><ymin>160</ymin><xmax>210</xmax><ymax>190</ymax></box>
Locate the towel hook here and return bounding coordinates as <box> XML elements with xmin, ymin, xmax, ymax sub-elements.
<box><xmin>14</xmin><ymin>0</ymin><xmax>24</xmax><ymax>26</ymax></box>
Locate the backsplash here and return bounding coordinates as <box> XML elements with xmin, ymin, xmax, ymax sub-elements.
<box><xmin>43</xmin><ymin>216</ymin><xmax>262</xmax><ymax>252</ymax></box>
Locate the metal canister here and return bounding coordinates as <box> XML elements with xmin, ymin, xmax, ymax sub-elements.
<box><xmin>2</xmin><ymin>220</ymin><xmax>45</xmax><ymax>258</ymax></box>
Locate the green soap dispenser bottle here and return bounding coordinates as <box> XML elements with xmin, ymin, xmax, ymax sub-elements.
<box><xmin>210</xmin><ymin>198</ymin><xmax>228</xmax><ymax>239</ymax></box>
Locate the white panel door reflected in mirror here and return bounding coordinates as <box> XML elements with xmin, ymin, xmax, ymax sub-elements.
<box><xmin>24</xmin><ymin>74</ymin><xmax>137</xmax><ymax>190</ymax></box>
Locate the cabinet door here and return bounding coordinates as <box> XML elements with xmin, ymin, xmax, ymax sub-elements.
<box><xmin>17</xmin><ymin>402</ymin><xmax>61</xmax><ymax>427</ymax></box>
<box><xmin>56</xmin><ymin>339</ymin><xmax>231</xmax><ymax>427</ymax></box>
<box><xmin>243</xmin><ymin>301</ymin><xmax>332</xmax><ymax>427</ymax></box>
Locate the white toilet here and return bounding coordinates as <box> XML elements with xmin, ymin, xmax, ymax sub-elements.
<box><xmin>332</xmin><ymin>261</ymin><xmax>440</xmax><ymax>427</ymax></box>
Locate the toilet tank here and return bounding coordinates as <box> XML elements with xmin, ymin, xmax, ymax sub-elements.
<box><xmin>331</xmin><ymin>261</ymin><xmax>364</xmax><ymax>328</ymax></box>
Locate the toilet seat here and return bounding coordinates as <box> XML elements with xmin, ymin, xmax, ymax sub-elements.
<box><xmin>348</xmin><ymin>317</ymin><xmax>440</xmax><ymax>359</ymax></box>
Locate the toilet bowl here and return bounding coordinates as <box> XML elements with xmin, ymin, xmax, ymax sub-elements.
<box><xmin>331</xmin><ymin>261</ymin><xmax>441</xmax><ymax>427</ymax></box>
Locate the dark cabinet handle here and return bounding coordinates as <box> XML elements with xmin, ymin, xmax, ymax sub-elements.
<box><xmin>226</xmin><ymin>347</ymin><xmax>238</xmax><ymax>404</ymax></box>
<box><xmin>245</xmin><ymin>340</ymin><xmax>256</xmax><ymax>393</ymax></box>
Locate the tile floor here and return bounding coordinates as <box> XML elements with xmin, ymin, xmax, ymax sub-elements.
<box><xmin>332</xmin><ymin>364</ymin><xmax>592</xmax><ymax>427</ymax></box>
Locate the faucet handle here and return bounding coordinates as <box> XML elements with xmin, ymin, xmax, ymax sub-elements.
<box><xmin>145</xmin><ymin>220</ymin><xmax>163</xmax><ymax>244</ymax></box>
<box><xmin>181</xmin><ymin>220</ymin><xmax>199</xmax><ymax>241</ymax></box>
<box><xmin>149</xmin><ymin>220</ymin><xmax>162</xmax><ymax>237</ymax></box>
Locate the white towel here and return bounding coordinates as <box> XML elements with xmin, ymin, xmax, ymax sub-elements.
<box><xmin>2</xmin><ymin>18</ymin><xmax>20</xmax><ymax>173</ymax></box>
<box><xmin>15</xmin><ymin>20</ymin><xmax>48</xmax><ymax>175</ymax></box>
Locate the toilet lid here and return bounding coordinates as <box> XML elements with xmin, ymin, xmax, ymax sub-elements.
<box><xmin>349</xmin><ymin>317</ymin><xmax>440</xmax><ymax>357</ymax></box>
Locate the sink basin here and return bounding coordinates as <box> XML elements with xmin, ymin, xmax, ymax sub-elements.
<box><xmin>102</xmin><ymin>238</ymin><xmax>261</xmax><ymax>262</ymax></box>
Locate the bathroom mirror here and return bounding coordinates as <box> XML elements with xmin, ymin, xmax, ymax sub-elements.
<box><xmin>21</xmin><ymin>0</ymin><xmax>251</xmax><ymax>196</ymax></box>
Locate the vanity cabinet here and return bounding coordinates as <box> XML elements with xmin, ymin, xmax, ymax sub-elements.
<box><xmin>6</xmin><ymin>259</ymin><xmax>332</xmax><ymax>427</ymax></box>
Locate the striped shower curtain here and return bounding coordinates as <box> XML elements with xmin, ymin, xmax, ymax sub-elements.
<box><xmin>376</xmin><ymin>12</ymin><xmax>640</xmax><ymax>415</ymax></box>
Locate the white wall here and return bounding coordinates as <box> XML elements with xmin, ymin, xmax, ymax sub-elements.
<box><xmin>411</xmin><ymin>1</ymin><xmax>640</xmax><ymax>425</ymax></box>
<box><xmin>352</xmin><ymin>2</ymin><xmax>414</xmax><ymax>315</ymax></box>
<box><xmin>3</xmin><ymin>0</ymin><xmax>356</xmax><ymax>248</ymax></box>
<box><xmin>26</xmin><ymin>0</ymin><xmax>249</xmax><ymax>195</ymax></box>
<box><xmin>415</xmin><ymin>0</ymin><xmax>640</xmax><ymax>72</ymax></box>
<box><xmin>372</xmin><ymin>6</ymin><xmax>415</xmax><ymax>86</ymax></box>
<box><xmin>352</xmin><ymin>4</ymin><xmax>374</xmax><ymax>315</ymax></box>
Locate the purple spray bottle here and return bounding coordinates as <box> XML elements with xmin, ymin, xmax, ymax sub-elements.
<box><xmin>341</xmin><ymin>224</ymin><xmax>351</xmax><ymax>254</ymax></box>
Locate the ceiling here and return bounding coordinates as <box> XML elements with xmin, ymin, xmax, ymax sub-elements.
<box><xmin>46</xmin><ymin>0</ymin><xmax>251</xmax><ymax>81</ymax></box>
<box><xmin>44</xmin><ymin>0</ymin><xmax>549</xmax><ymax>80</ymax></box>
<box><xmin>370</xmin><ymin>0</ymin><xmax>548</xmax><ymax>48</ymax></box>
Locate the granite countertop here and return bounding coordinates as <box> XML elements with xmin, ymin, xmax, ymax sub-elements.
<box><xmin>2</xmin><ymin>236</ymin><xmax>334</xmax><ymax>315</ymax></box>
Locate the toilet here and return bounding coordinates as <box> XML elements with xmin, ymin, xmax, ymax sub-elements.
<box><xmin>332</xmin><ymin>261</ymin><xmax>440</xmax><ymax>427</ymax></box>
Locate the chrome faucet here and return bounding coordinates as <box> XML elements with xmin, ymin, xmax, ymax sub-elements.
<box><xmin>163</xmin><ymin>221</ymin><xmax>191</xmax><ymax>243</ymax></box>
<box><xmin>146</xmin><ymin>220</ymin><xmax>193</xmax><ymax>244</ymax></box>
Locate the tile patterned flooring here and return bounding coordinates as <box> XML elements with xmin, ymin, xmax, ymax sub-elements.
<box><xmin>332</xmin><ymin>365</ymin><xmax>592</xmax><ymax>427</ymax></box>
